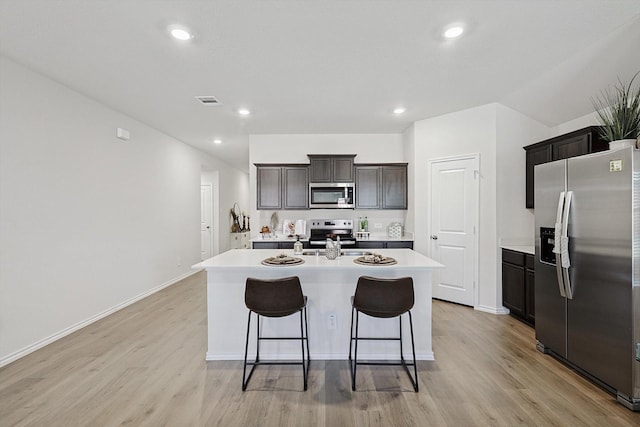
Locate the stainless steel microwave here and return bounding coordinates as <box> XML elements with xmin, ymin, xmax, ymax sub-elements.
<box><xmin>309</xmin><ymin>183</ymin><xmax>355</xmax><ymax>209</ymax></box>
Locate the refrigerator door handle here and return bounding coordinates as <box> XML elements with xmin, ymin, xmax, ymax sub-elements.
<box><xmin>553</xmin><ymin>192</ymin><xmax>567</xmax><ymax>298</ymax></box>
<box><xmin>561</xmin><ymin>191</ymin><xmax>573</xmax><ymax>299</ymax></box>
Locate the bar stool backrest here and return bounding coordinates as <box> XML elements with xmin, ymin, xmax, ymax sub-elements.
<box><xmin>245</xmin><ymin>276</ymin><xmax>304</xmax><ymax>317</ymax></box>
<box><xmin>353</xmin><ymin>276</ymin><xmax>414</xmax><ymax>318</ymax></box>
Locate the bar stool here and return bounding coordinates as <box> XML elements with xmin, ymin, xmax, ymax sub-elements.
<box><xmin>348</xmin><ymin>275</ymin><xmax>418</xmax><ymax>392</ymax></box>
<box><xmin>242</xmin><ymin>276</ymin><xmax>310</xmax><ymax>391</ymax></box>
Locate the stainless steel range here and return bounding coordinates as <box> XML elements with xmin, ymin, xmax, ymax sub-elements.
<box><xmin>308</xmin><ymin>219</ymin><xmax>356</xmax><ymax>247</ymax></box>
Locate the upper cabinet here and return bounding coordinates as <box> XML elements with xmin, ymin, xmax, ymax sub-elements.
<box><xmin>256</xmin><ymin>157</ymin><xmax>407</xmax><ymax>211</ymax></box>
<box><xmin>381</xmin><ymin>165</ymin><xmax>408</xmax><ymax>209</ymax></box>
<box><xmin>256</xmin><ymin>164</ymin><xmax>309</xmax><ymax>210</ymax></box>
<box><xmin>355</xmin><ymin>164</ymin><xmax>407</xmax><ymax>210</ymax></box>
<box><xmin>523</xmin><ymin>126</ymin><xmax>608</xmax><ymax>208</ymax></box>
<box><xmin>354</xmin><ymin>166</ymin><xmax>380</xmax><ymax>208</ymax></box>
<box><xmin>308</xmin><ymin>155</ymin><xmax>355</xmax><ymax>182</ymax></box>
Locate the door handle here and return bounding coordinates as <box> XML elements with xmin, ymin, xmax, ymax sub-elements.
<box><xmin>430</xmin><ymin>235</ymin><xmax>438</xmax><ymax>240</ymax></box>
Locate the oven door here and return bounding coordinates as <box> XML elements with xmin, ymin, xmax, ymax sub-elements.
<box><xmin>309</xmin><ymin>183</ymin><xmax>354</xmax><ymax>208</ymax></box>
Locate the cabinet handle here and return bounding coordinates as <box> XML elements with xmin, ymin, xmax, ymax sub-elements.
<box><xmin>430</xmin><ymin>235</ymin><xmax>438</xmax><ymax>240</ymax></box>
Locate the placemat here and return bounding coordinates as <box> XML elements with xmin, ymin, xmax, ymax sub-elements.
<box><xmin>353</xmin><ymin>256</ymin><xmax>397</xmax><ymax>266</ymax></box>
<box><xmin>261</xmin><ymin>256</ymin><xmax>305</xmax><ymax>266</ymax></box>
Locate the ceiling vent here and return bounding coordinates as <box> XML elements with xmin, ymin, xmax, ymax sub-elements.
<box><xmin>195</xmin><ymin>96</ymin><xmax>221</xmax><ymax>105</ymax></box>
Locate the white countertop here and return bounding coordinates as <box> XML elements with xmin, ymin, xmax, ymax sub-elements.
<box><xmin>250</xmin><ymin>235</ymin><xmax>309</xmax><ymax>242</ymax></box>
<box><xmin>501</xmin><ymin>244</ymin><xmax>535</xmax><ymax>255</ymax></box>
<box><xmin>355</xmin><ymin>231</ymin><xmax>413</xmax><ymax>241</ymax></box>
<box><xmin>193</xmin><ymin>248</ymin><xmax>444</xmax><ymax>270</ymax></box>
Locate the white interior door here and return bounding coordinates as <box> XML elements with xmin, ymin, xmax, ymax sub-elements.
<box><xmin>201</xmin><ymin>184</ymin><xmax>213</xmax><ymax>260</ymax></box>
<box><xmin>428</xmin><ymin>155</ymin><xmax>479</xmax><ymax>307</ymax></box>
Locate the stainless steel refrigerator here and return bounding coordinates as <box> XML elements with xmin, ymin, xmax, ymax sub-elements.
<box><xmin>534</xmin><ymin>145</ymin><xmax>640</xmax><ymax>410</ymax></box>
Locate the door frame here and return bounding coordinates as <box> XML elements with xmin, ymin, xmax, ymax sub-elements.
<box><xmin>201</xmin><ymin>183</ymin><xmax>214</xmax><ymax>260</ymax></box>
<box><xmin>426</xmin><ymin>153</ymin><xmax>480</xmax><ymax>308</ymax></box>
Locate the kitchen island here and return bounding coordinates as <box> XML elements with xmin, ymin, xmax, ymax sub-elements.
<box><xmin>193</xmin><ymin>249</ymin><xmax>444</xmax><ymax>361</ymax></box>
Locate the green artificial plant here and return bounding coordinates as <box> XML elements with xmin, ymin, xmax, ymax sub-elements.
<box><xmin>591</xmin><ymin>71</ymin><xmax>640</xmax><ymax>142</ymax></box>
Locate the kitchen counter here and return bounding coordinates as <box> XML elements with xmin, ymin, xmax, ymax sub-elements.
<box><xmin>193</xmin><ymin>249</ymin><xmax>443</xmax><ymax>361</ymax></box>
<box><xmin>250</xmin><ymin>232</ymin><xmax>414</xmax><ymax>242</ymax></box>
<box><xmin>501</xmin><ymin>244</ymin><xmax>534</xmax><ymax>255</ymax></box>
<box><xmin>250</xmin><ymin>235</ymin><xmax>309</xmax><ymax>242</ymax></box>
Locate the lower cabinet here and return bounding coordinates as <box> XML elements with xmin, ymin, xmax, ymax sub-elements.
<box><xmin>230</xmin><ymin>232</ymin><xmax>250</xmax><ymax>249</ymax></box>
<box><xmin>357</xmin><ymin>241</ymin><xmax>413</xmax><ymax>249</ymax></box>
<box><xmin>253</xmin><ymin>240</ymin><xmax>413</xmax><ymax>250</ymax></box>
<box><xmin>501</xmin><ymin>249</ymin><xmax>535</xmax><ymax>325</ymax></box>
<box><xmin>252</xmin><ymin>241</ymin><xmax>309</xmax><ymax>249</ymax></box>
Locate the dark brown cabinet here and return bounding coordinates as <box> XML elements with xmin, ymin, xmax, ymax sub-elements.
<box><xmin>283</xmin><ymin>167</ymin><xmax>308</xmax><ymax>209</ymax></box>
<box><xmin>357</xmin><ymin>240</ymin><xmax>413</xmax><ymax>249</ymax></box>
<box><xmin>308</xmin><ymin>155</ymin><xmax>355</xmax><ymax>183</ymax></box>
<box><xmin>253</xmin><ymin>241</ymin><xmax>309</xmax><ymax>249</ymax></box>
<box><xmin>355</xmin><ymin>164</ymin><xmax>407</xmax><ymax>210</ymax></box>
<box><xmin>382</xmin><ymin>165</ymin><xmax>407</xmax><ymax>209</ymax></box>
<box><xmin>354</xmin><ymin>166</ymin><xmax>381</xmax><ymax>208</ymax></box>
<box><xmin>255</xmin><ymin>164</ymin><xmax>308</xmax><ymax>210</ymax></box>
<box><xmin>501</xmin><ymin>249</ymin><xmax>535</xmax><ymax>326</ymax></box>
<box><xmin>523</xmin><ymin>126</ymin><xmax>608</xmax><ymax>208</ymax></box>
<box><xmin>525</xmin><ymin>145</ymin><xmax>550</xmax><ymax>209</ymax></box>
<box><xmin>256</xmin><ymin>166</ymin><xmax>282</xmax><ymax>210</ymax></box>
<box><xmin>525</xmin><ymin>257</ymin><xmax>535</xmax><ymax>324</ymax></box>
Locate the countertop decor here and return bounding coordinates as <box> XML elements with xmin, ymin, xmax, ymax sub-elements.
<box><xmin>261</xmin><ymin>255</ymin><xmax>305</xmax><ymax>266</ymax></box>
<box><xmin>353</xmin><ymin>255</ymin><xmax>397</xmax><ymax>266</ymax></box>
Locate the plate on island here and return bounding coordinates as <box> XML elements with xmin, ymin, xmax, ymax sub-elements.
<box><xmin>353</xmin><ymin>255</ymin><xmax>397</xmax><ymax>266</ymax></box>
<box><xmin>261</xmin><ymin>256</ymin><xmax>305</xmax><ymax>266</ymax></box>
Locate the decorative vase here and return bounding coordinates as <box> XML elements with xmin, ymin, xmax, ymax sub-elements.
<box><xmin>609</xmin><ymin>139</ymin><xmax>637</xmax><ymax>150</ymax></box>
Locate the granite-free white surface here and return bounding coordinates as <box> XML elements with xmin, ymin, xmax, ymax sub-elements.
<box><xmin>193</xmin><ymin>248</ymin><xmax>443</xmax><ymax>270</ymax></box>
<box><xmin>250</xmin><ymin>235</ymin><xmax>309</xmax><ymax>242</ymax></box>
<box><xmin>500</xmin><ymin>245</ymin><xmax>535</xmax><ymax>255</ymax></box>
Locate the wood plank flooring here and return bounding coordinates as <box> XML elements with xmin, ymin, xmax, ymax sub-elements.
<box><xmin>1</xmin><ymin>271</ymin><xmax>639</xmax><ymax>426</ymax></box>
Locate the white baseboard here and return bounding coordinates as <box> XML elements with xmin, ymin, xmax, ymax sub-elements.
<box><xmin>0</xmin><ymin>270</ymin><xmax>199</xmax><ymax>368</ymax></box>
<box><xmin>476</xmin><ymin>304</ymin><xmax>510</xmax><ymax>315</ymax></box>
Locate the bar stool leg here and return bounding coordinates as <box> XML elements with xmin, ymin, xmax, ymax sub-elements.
<box><xmin>348</xmin><ymin>306</ymin><xmax>355</xmax><ymax>362</ymax></box>
<box><xmin>304</xmin><ymin>306</ymin><xmax>311</xmax><ymax>363</ymax></box>
<box><xmin>242</xmin><ymin>311</ymin><xmax>256</xmax><ymax>391</ymax></box>
<box><xmin>399</xmin><ymin>315</ymin><xmax>404</xmax><ymax>365</ymax></box>
<box><xmin>351</xmin><ymin>310</ymin><xmax>360</xmax><ymax>391</ymax></box>
<box><xmin>408</xmin><ymin>311</ymin><xmax>418</xmax><ymax>392</ymax></box>
<box><xmin>299</xmin><ymin>308</ymin><xmax>308</xmax><ymax>391</ymax></box>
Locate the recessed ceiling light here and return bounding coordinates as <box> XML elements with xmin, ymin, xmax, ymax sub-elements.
<box><xmin>393</xmin><ymin>107</ymin><xmax>406</xmax><ymax>115</ymax></box>
<box><xmin>213</xmin><ymin>139</ymin><xmax>222</xmax><ymax>145</ymax></box>
<box><xmin>238</xmin><ymin>108</ymin><xmax>251</xmax><ymax>116</ymax></box>
<box><xmin>443</xmin><ymin>25</ymin><xmax>464</xmax><ymax>39</ymax></box>
<box><xmin>168</xmin><ymin>24</ymin><xmax>194</xmax><ymax>41</ymax></box>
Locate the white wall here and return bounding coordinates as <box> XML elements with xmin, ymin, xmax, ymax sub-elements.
<box><xmin>552</xmin><ymin>111</ymin><xmax>600</xmax><ymax>136</ymax></box>
<box><xmin>0</xmin><ymin>56</ymin><xmax>248</xmax><ymax>366</ymax></box>
<box><xmin>402</xmin><ymin>124</ymin><xmax>416</xmax><ymax>236</ymax></box>
<box><xmin>409</xmin><ymin>103</ymin><xmax>551</xmax><ymax>312</ymax></box>
<box><xmin>496</xmin><ymin>104</ymin><xmax>551</xmax><ymax>243</ymax></box>
<box><xmin>411</xmin><ymin>104</ymin><xmax>498</xmax><ymax>311</ymax></box>
<box><xmin>248</xmin><ymin>134</ymin><xmax>406</xmax><ymax>236</ymax></box>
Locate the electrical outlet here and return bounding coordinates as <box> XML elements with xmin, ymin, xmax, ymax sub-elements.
<box><xmin>327</xmin><ymin>312</ymin><xmax>337</xmax><ymax>330</ymax></box>
<box><xmin>177</xmin><ymin>256</ymin><xmax>182</xmax><ymax>267</ymax></box>
<box><xmin>374</xmin><ymin>223</ymin><xmax>383</xmax><ymax>229</ymax></box>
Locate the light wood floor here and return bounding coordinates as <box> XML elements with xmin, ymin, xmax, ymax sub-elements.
<box><xmin>1</xmin><ymin>271</ymin><xmax>639</xmax><ymax>426</ymax></box>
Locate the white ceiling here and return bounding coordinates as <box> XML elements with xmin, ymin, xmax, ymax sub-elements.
<box><xmin>1</xmin><ymin>1</ymin><xmax>639</xmax><ymax>172</ymax></box>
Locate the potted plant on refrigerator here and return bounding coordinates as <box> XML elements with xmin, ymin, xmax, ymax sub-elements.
<box><xmin>591</xmin><ymin>71</ymin><xmax>640</xmax><ymax>149</ymax></box>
